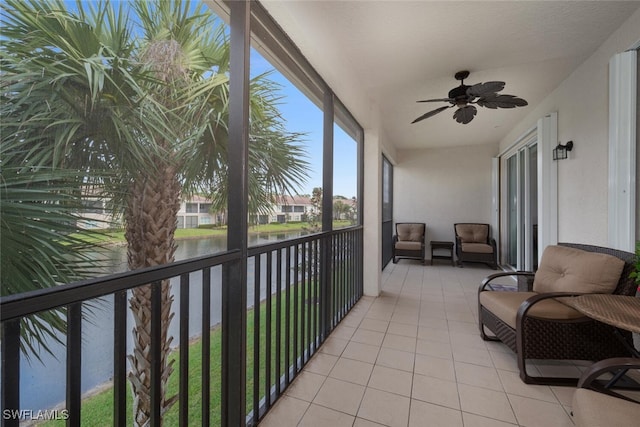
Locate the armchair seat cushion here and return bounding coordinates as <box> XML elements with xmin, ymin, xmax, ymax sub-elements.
<box><xmin>533</xmin><ymin>246</ymin><xmax>625</xmax><ymax>294</ymax></box>
<box><xmin>479</xmin><ymin>291</ymin><xmax>585</xmax><ymax>329</ymax></box>
<box><xmin>572</xmin><ymin>388</ymin><xmax>640</xmax><ymax>427</ymax></box>
<box><xmin>395</xmin><ymin>241</ymin><xmax>422</xmax><ymax>251</ymax></box>
<box><xmin>461</xmin><ymin>242</ymin><xmax>493</xmax><ymax>254</ymax></box>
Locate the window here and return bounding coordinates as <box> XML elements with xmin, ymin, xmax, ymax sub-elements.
<box><xmin>199</xmin><ymin>203</ymin><xmax>212</xmax><ymax>213</ymax></box>
<box><xmin>185</xmin><ymin>203</ymin><xmax>198</xmax><ymax>213</ymax></box>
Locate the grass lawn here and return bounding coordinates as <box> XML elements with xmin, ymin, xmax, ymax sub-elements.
<box><xmin>73</xmin><ymin>221</ymin><xmax>354</xmax><ymax>245</ymax></box>
<box><xmin>40</xmin><ymin>281</ymin><xmax>321</xmax><ymax>427</ymax></box>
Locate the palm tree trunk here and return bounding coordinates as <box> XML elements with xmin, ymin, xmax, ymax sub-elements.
<box><xmin>125</xmin><ymin>164</ymin><xmax>181</xmax><ymax>426</ymax></box>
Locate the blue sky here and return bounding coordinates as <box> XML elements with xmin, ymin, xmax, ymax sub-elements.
<box><xmin>250</xmin><ymin>50</ymin><xmax>358</xmax><ymax>199</ymax></box>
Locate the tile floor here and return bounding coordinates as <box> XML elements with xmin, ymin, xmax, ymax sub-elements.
<box><xmin>258</xmin><ymin>262</ymin><xmax>582</xmax><ymax>427</ymax></box>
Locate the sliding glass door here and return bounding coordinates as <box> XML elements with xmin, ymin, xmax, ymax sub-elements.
<box><xmin>382</xmin><ymin>155</ymin><xmax>394</xmax><ymax>268</ymax></box>
<box><xmin>506</xmin><ymin>143</ymin><xmax>538</xmax><ymax>271</ymax></box>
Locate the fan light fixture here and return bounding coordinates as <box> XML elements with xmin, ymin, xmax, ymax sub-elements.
<box><xmin>412</xmin><ymin>71</ymin><xmax>528</xmax><ymax>125</ymax></box>
<box><xmin>553</xmin><ymin>141</ymin><xmax>574</xmax><ymax>160</ymax></box>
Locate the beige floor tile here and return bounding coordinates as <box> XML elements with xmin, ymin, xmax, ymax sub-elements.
<box><xmin>286</xmin><ymin>371</ymin><xmax>326</xmax><ymax>402</ymax></box>
<box><xmin>298</xmin><ymin>403</ymin><xmax>355</xmax><ymax>427</ymax></box>
<box><xmin>391</xmin><ymin>311</ymin><xmax>419</xmax><ymax>325</ymax></box>
<box><xmin>353</xmin><ymin>417</ymin><xmax>387</xmax><ymax>426</ymax></box>
<box><xmin>304</xmin><ymin>353</ymin><xmax>338</xmax><ymax>376</ymax></box>
<box><xmin>339</xmin><ymin>313</ymin><xmax>364</xmax><ymax>329</ymax></box>
<box><xmin>319</xmin><ymin>336</ymin><xmax>349</xmax><ymax>356</ymax></box>
<box><xmin>258</xmin><ymin>396</ymin><xmax>309</xmax><ymax>427</ymax></box>
<box><xmin>357</xmin><ymin>388</ymin><xmax>411</xmax><ymax>427</ymax></box>
<box><xmin>483</xmin><ymin>340</ymin><xmax>513</xmax><ymax>354</ymax></box>
<box><xmin>329</xmin><ymin>357</ymin><xmax>374</xmax><ymax>386</ymax></box>
<box><xmin>341</xmin><ymin>341</ymin><xmax>380</xmax><ymax>364</ymax></box>
<box><xmin>489</xmin><ymin>350</ymin><xmax>519</xmax><ymax>372</ymax></box>
<box><xmin>365</xmin><ymin>310</ymin><xmax>393</xmax><ymax>322</ymax></box>
<box><xmin>412</xmin><ymin>373</ymin><xmax>460</xmax><ymax>410</ymax></box>
<box><xmin>414</xmin><ymin>353</ymin><xmax>455</xmax><ymax>381</ymax></box>
<box><xmin>387</xmin><ymin>321</ymin><xmax>418</xmax><ymax>338</ymax></box>
<box><xmin>551</xmin><ymin>386</ymin><xmax>578</xmax><ymax>406</ymax></box>
<box><xmin>368</xmin><ymin>365</ymin><xmax>413</xmax><ymax>397</ymax></box>
<box><xmin>458</xmin><ymin>383</ymin><xmax>517</xmax><ymax>424</ymax></box>
<box><xmin>359</xmin><ymin>318</ymin><xmax>390</xmax><ymax>333</ymax></box>
<box><xmin>497</xmin><ymin>369</ymin><xmax>558</xmax><ymax>403</ymax></box>
<box><xmin>376</xmin><ymin>347</ymin><xmax>415</xmax><ymax>372</ymax></box>
<box><xmin>351</xmin><ymin>328</ymin><xmax>386</xmax><ymax>346</ymax></box>
<box><xmin>313</xmin><ymin>377</ymin><xmax>365</xmax><ymax>416</ymax></box>
<box><xmin>447</xmin><ymin>320</ymin><xmax>479</xmax><ymax>335</ymax></box>
<box><xmin>331</xmin><ymin>324</ymin><xmax>357</xmax><ymax>340</ymax></box>
<box><xmin>382</xmin><ymin>333</ymin><xmax>416</xmax><ymax>353</ymax></box>
<box><xmin>461</xmin><ymin>412</ymin><xmax>518</xmax><ymax>427</ymax></box>
<box><xmin>452</xmin><ymin>345</ymin><xmax>494</xmax><ymax>367</ymax></box>
<box><xmin>508</xmin><ymin>394</ymin><xmax>574</xmax><ymax>427</ymax></box>
<box><xmin>449</xmin><ymin>331</ymin><xmax>488</xmax><ymax>350</ymax></box>
<box><xmin>415</xmin><ymin>338</ymin><xmax>453</xmax><ymax>360</ymax></box>
<box><xmin>408</xmin><ymin>399</ymin><xmax>463</xmax><ymax>427</ymax></box>
<box><xmin>446</xmin><ymin>311</ymin><xmax>476</xmax><ymax>322</ymax></box>
<box><xmin>417</xmin><ymin>326</ymin><xmax>450</xmax><ymax>343</ymax></box>
<box><xmin>418</xmin><ymin>314</ymin><xmax>448</xmax><ymax>327</ymax></box>
<box><xmin>455</xmin><ymin>361</ymin><xmax>503</xmax><ymax>391</ymax></box>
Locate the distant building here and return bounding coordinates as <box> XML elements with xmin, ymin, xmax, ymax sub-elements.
<box><xmin>176</xmin><ymin>195</ymin><xmax>216</xmax><ymax>229</ymax></box>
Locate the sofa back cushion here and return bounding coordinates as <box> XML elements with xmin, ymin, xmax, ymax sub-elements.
<box><xmin>455</xmin><ymin>224</ymin><xmax>488</xmax><ymax>243</ymax></box>
<box><xmin>397</xmin><ymin>223</ymin><xmax>424</xmax><ymax>242</ymax></box>
<box><xmin>533</xmin><ymin>245</ymin><xmax>625</xmax><ymax>294</ymax></box>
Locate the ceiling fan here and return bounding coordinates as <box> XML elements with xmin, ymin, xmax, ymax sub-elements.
<box><xmin>412</xmin><ymin>70</ymin><xmax>528</xmax><ymax>125</ymax></box>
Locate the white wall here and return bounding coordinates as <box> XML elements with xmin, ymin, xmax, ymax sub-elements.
<box><xmin>394</xmin><ymin>143</ymin><xmax>497</xmax><ymax>251</ymax></box>
<box><xmin>498</xmin><ymin>8</ymin><xmax>640</xmax><ymax>246</ymax></box>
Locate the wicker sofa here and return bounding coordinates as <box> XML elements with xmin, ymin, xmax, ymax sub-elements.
<box><xmin>478</xmin><ymin>243</ymin><xmax>637</xmax><ymax>385</ymax></box>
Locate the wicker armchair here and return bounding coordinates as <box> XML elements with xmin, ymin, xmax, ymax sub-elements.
<box><xmin>454</xmin><ymin>223</ymin><xmax>497</xmax><ymax>269</ymax></box>
<box><xmin>478</xmin><ymin>243</ymin><xmax>637</xmax><ymax>385</ymax></box>
<box><xmin>572</xmin><ymin>358</ymin><xmax>640</xmax><ymax>426</ymax></box>
<box><xmin>392</xmin><ymin>223</ymin><xmax>426</xmax><ymax>264</ymax></box>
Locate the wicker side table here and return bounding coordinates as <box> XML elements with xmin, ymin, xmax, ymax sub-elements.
<box><xmin>430</xmin><ymin>241</ymin><xmax>454</xmax><ymax>266</ymax></box>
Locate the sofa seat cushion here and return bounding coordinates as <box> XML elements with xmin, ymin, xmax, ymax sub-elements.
<box><xmin>572</xmin><ymin>388</ymin><xmax>640</xmax><ymax>427</ymax></box>
<box><xmin>395</xmin><ymin>241</ymin><xmax>422</xmax><ymax>251</ymax></box>
<box><xmin>461</xmin><ymin>242</ymin><xmax>493</xmax><ymax>254</ymax></box>
<box><xmin>479</xmin><ymin>291</ymin><xmax>586</xmax><ymax>329</ymax></box>
<box><xmin>533</xmin><ymin>245</ymin><xmax>625</xmax><ymax>294</ymax></box>
<box><xmin>397</xmin><ymin>223</ymin><xmax>424</xmax><ymax>242</ymax></box>
<box><xmin>455</xmin><ymin>224</ymin><xmax>488</xmax><ymax>243</ymax></box>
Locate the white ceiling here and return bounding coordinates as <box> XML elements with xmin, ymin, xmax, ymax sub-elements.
<box><xmin>261</xmin><ymin>0</ymin><xmax>640</xmax><ymax>149</ymax></box>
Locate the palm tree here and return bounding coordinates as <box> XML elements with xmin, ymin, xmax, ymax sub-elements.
<box><xmin>1</xmin><ymin>0</ymin><xmax>309</xmax><ymax>424</ymax></box>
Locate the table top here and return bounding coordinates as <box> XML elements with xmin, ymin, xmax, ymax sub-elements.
<box><xmin>564</xmin><ymin>294</ymin><xmax>640</xmax><ymax>334</ymax></box>
<box><xmin>431</xmin><ymin>241</ymin><xmax>453</xmax><ymax>247</ymax></box>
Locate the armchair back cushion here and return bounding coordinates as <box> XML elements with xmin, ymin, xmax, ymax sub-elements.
<box><xmin>397</xmin><ymin>223</ymin><xmax>425</xmax><ymax>242</ymax></box>
<box><xmin>455</xmin><ymin>223</ymin><xmax>488</xmax><ymax>243</ymax></box>
<box><xmin>533</xmin><ymin>245</ymin><xmax>625</xmax><ymax>294</ymax></box>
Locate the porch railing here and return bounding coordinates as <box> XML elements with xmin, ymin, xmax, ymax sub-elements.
<box><xmin>0</xmin><ymin>227</ymin><xmax>363</xmax><ymax>426</ymax></box>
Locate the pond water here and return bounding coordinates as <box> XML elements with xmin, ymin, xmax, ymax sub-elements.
<box><xmin>12</xmin><ymin>232</ymin><xmax>304</xmax><ymax>413</ymax></box>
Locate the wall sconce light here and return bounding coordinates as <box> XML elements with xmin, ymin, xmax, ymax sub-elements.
<box><xmin>553</xmin><ymin>140</ymin><xmax>574</xmax><ymax>160</ymax></box>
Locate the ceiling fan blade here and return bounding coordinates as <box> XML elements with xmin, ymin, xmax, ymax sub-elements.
<box><xmin>411</xmin><ymin>105</ymin><xmax>452</xmax><ymax>123</ymax></box>
<box><xmin>476</xmin><ymin>94</ymin><xmax>528</xmax><ymax>109</ymax></box>
<box><xmin>416</xmin><ymin>98</ymin><xmax>454</xmax><ymax>103</ymax></box>
<box><xmin>467</xmin><ymin>81</ymin><xmax>505</xmax><ymax>97</ymax></box>
<box><xmin>453</xmin><ymin>105</ymin><xmax>477</xmax><ymax>124</ymax></box>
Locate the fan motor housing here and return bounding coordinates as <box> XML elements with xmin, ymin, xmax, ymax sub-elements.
<box><xmin>448</xmin><ymin>85</ymin><xmax>469</xmax><ymax>100</ymax></box>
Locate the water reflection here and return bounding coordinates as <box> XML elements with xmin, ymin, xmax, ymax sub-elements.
<box><xmin>15</xmin><ymin>232</ymin><xmax>302</xmax><ymax>412</ymax></box>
